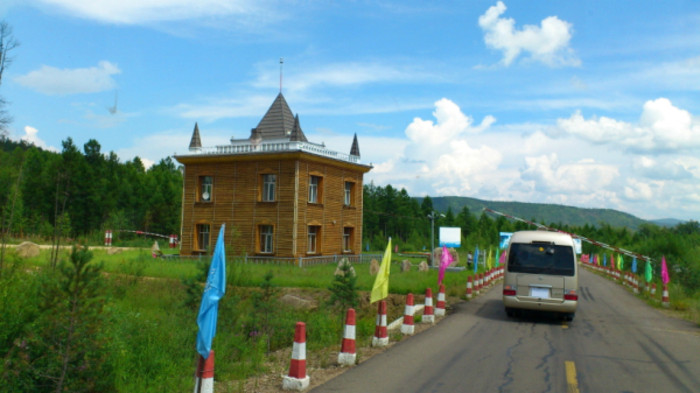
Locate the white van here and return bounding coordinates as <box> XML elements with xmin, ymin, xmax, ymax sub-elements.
<box><xmin>502</xmin><ymin>230</ymin><xmax>578</xmax><ymax>321</ymax></box>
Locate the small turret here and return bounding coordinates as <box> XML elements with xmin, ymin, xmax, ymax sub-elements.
<box><xmin>189</xmin><ymin>123</ymin><xmax>202</xmax><ymax>152</ymax></box>
<box><xmin>349</xmin><ymin>133</ymin><xmax>360</xmax><ymax>157</ymax></box>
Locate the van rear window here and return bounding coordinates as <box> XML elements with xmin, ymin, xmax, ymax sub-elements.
<box><xmin>507</xmin><ymin>243</ymin><xmax>575</xmax><ymax>276</ymax></box>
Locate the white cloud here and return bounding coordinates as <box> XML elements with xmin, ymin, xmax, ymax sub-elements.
<box><xmin>623</xmin><ymin>178</ymin><xmax>656</xmax><ymax>201</ymax></box>
<box><xmin>557</xmin><ymin>98</ymin><xmax>700</xmax><ymax>152</ymax></box>
<box><xmin>33</xmin><ymin>0</ymin><xmax>265</xmax><ymax>25</ymax></box>
<box><xmin>15</xmin><ymin>61</ymin><xmax>121</xmax><ymax>95</ymax></box>
<box><xmin>366</xmin><ymin>98</ymin><xmax>501</xmax><ymax>196</ymax></box>
<box><xmin>521</xmin><ymin>154</ymin><xmax>619</xmax><ymax>194</ymax></box>
<box><xmin>633</xmin><ymin>156</ymin><xmax>693</xmax><ymax>180</ymax></box>
<box><xmin>18</xmin><ymin>125</ymin><xmax>58</xmax><ymax>151</ymax></box>
<box><xmin>478</xmin><ymin>1</ymin><xmax>580</xmax><ymax>67</ymax></box>
<box><xmin>252</xmin><ymin>61</ymin><xmax>442</xmax><ymax>94</ymax></box>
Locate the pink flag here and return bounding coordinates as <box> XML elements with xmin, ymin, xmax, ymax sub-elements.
<box><xmin>438</xmin><ymin>245</ymin><xmax>453</xmax><ymax>285</ymax></box>
<box><xmin>498</xmin><ymin>250</ymin><xmax>506</xmax><ymax>266</ymax></box>
<box><xmin>661</xmin><ymin>256</ymin><xmax>670</xmax><ymax>285</ymax></box>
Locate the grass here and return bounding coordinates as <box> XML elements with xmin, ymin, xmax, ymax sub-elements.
<box><xmin>5</xmin><ymin>245</ymin><xmax>483</xmax><ymax>392</ymax></box>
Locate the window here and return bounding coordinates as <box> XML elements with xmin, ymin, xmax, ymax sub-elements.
<box><xmin>508</xmin><ymin>243</ymin><xmax>575</xmax><ymax>276</ymax></box>
<box><xmin>195</xmin><ymin>223</ymin><xmax>211</xmax><ymax>252</ymax></box>
<box><xmin>308</xmin><ymin>175</ymin><xmax>324</xmax><ymax>204</ymax></box>
<box><xmin>307</xmin><ymin>226</ymin><xmax>321</xmax><ymax>254</ymax></box>
<box><xmin>344</xmin><ymin>182</ymin><xmax>354</xmax><ymax>206</ymax></box>
<box><xmin>262</xmin><ymin>174</ymin><xmax>276</xmax><ymax>202</ymax></box>
<box><xmin>259</xmin><ymin>225</ymin><xmax>274</xmax><ymax>253</ymax></box>
<box><xmin>198</xmin><ymin>176</ymin><xmax>213</xmax><ymax>202</ymax></box>
<box><xmin>308</xmin><ymin>175</ymin><xmax>321</xmax><ymax>203</ymax></box>
<box><xmin>343</xmin><ymin>227</ymin><xmax>354</xmax><ymax>252</ymax></box>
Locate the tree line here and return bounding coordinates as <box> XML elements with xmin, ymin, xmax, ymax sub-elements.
<box><xmin>0</xmin><ymin>137</ymin><xmax>182</xmax><ymax>244</ymax></box>
<box><xmin>1</xmin><ymin>137</ymin><xmax>698</xmax><ymax>293</ymax></box>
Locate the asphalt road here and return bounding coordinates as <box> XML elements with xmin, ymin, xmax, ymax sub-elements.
<box><xmin>311</xmin><ymin>268</ymin><xmax>700</xmax><ymax>393</ymax></box>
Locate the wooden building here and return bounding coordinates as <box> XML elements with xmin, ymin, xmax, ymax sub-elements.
<box><xmin>174</xmin><ymin>93</ymin><xmax>372</xmax><ymax>259</ymax></box>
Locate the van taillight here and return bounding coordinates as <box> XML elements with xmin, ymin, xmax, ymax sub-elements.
<box><xmin>564</xmin><ymin>290</ymin><xmax>578</xmax><ymax>301</ymax></box>
<box><xmin>503</xmin><ymin>285</ymin><xmax>516</xmax><ymax>296</ymax></box>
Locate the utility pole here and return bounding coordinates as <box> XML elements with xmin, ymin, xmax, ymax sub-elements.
<box><xmin>427</xmin><ymin>211</ymin><xmax>444</xmax><ymax>267</ymax></box>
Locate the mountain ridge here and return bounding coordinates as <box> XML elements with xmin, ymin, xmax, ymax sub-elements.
<box><xmin>422</xmin><ymin>196</ymin><xmax>679</xmax><ymax>230</ymax></box>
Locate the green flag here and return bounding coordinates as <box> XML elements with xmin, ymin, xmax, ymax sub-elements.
<box><xmin>618</xmin><ymin>254</ymin><xmax>624</xmax><ymax>271</ymax></box>
<box><xmin>645</xmin><ymin>259</ymin><xmax>652</xmax><ymax>282</ymax></box>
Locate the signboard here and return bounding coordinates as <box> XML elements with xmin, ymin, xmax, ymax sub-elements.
<box><xmin>439</xmin><ymin>227</ymin><xmax>461</xmax><ymax>248</ymax></box>
<box><xmin>499</xmin><ymin>232</ymin><xmax>513</xmax><ymax>249</ymax></box>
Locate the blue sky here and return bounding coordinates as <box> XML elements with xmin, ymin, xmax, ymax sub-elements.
<box><xmin>2</xmin><ymin>1</ymin><xmax>700</xmax><ymax>221</ymax></box>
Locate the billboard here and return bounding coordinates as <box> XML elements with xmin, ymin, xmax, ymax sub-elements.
<box><xmin>439</xmin><ymin>227</ymin><xmax>461</xmax><ymax>248</ymax></box>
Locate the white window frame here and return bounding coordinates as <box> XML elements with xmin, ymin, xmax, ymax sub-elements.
<box><xmin>200</xmin><ymin>176</ymin><xmax>213</xmax><ymax>202</ymax></box>
<box><xmin>344</xmin><ymin>182</ymin><xmax>353</xmax><ymax>206</ymax></box>
<box><xmin>196</xmin><ymin>223</ymin><xmax>210</xmax><ymax>251</ymax></box>
<box><xmin>307</xmin><ymin>226</ymin><xmax>319</xmax><ymax>253</ymax></box>
<box><xmin>309</xmin><ymin>176</ymin><xmax>320</xmax><ymax>203</ymax></box>
<box><xmin>262</xmin><ymin>174</ymin><xmax>276</xmax><ymax>202</ymax></box>
<box><xmin>260</xmin><ymin>225</ymin><xmax>274</xmax><ymax>253</ymax></box>
<box><xmin>343</xmin><ymin>227</ymin><xmax>353</xmax><ymax>252</ymax></box>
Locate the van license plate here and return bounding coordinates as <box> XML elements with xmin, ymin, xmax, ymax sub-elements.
<box><xmin>530</xmin><ymin>287</ymin><xmax>550</xmax><ymax>299</ymax></box>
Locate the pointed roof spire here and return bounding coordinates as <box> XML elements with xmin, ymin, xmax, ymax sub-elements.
<box><xmin>350</xmin><ymin>133</ymin><xmax>360</xmax><ymax>157</ymax></box>
<box><xmin>251</xmin><ymin>93</ymin><xmax>297</xmax><ymax>140</ymax></box>
<box><xmin>289</xmin><ymin>114</ymin><xmax>308</xmax><ymax>142</ymax></box>
<box><xmin>189</xmin><ymin>123</ymin><xmax>202</xmax><ymax>151</ymax></box>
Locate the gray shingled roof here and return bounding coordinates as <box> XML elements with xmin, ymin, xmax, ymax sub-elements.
<box><xmin>189</xmin><ymin>122</ymin><xmax>202</xmax><ymax>150</ymax></box>
<box><xmin>250</xmin><ymin>93</ymin><xmax>308</xmax><ymax>141</ymax></box>
<box><xmin>350</xmin><ymin>133</ymin><xmax>360</xmax><ymax>157</ymax></box>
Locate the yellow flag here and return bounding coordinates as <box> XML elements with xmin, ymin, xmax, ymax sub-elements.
<box><xmin>487</xmin><ymin>248</ymin><xmax>493</xmax><ymax>269</ymax></box>
<box><xmin>370</xmin><ymin>238</ymin><xmax>392</xmax><ymax>304</ymax></box>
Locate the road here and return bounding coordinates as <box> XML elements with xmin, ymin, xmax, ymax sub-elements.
<box><xmin>311</xmin><ymin>268</ymin><xmax>700</xmax><ymax>393</ymax></box>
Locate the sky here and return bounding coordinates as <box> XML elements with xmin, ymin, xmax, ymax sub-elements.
<box><xmin>2</xmin><ymin>1</ymin><xmax>700</xmax><ymax>222</ymax></box>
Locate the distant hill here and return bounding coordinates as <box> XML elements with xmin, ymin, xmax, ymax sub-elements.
<box><xmin>422</xmin><ymin>196</ymin><xmax>652</xmax><ymax>230</ymax></box>
<box><xmin>650</xmin><ymin>218</ymin><xmax>683</xmax><ymax>227</ymax></box>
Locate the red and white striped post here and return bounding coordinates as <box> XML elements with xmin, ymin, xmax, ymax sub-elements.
<box><xmin>372</xmin><ymin>300</ymin><xmax>389</xmax><ymax>347</ymax></box>
<box><xmin>338</xmin><ymin>308</ymin><xmax>356</xmax><ymax>366</ymax></box>
<box><xmin>466</xmin><ymin>276</ymin><xmax>473</xmax><ymax>300</ymax></box>
<box><xmin>651</xmin><ymin>283</ymin><xmax>657</xmax><ymax>296</ymax></box>
<box><xmin>435</xmin><ymin>284</ymin><xmax>446</xmax><ymax>317</ymax></box>
<box><xmin>193</xmin><ymin>350</ymin><xmax>215</xmax><ymax>393</ymax></box>
<box><xmin>401</xmin><ymin>293</ymin><xmax>415</xmax><ymax>335</ymax></box>
<box><xmin>633</xmin><ymin>275</ymin><xmax>639</xmax><ymax>294</ymax></box>
<box><xmin>105</xmin><ymin>230</ymin><xmax>112</xmax><ymax>246</ymax></box>
<box><xmin>662</xmin><ymin>283</ymin><xmax>670</xmax><ymax>308</ymax></box>
<box><xmin>422</xmin><ymin>288</ymin><xmax>435</xmax><ymax>324</ymax></box>
<box><xmin>282</xmin><ymin>322</ymin><xmax>309</xmax><ymax>391</ymax></box>
<box><xmin>169</xmin><ymin>234</ymin><xmax>178</xmax><ymax>248</ymax></box>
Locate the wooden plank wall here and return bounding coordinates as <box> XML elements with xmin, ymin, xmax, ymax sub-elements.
<box><xmin>179</xmin><ymin>155</ymin><xmax>367</xmax><ymax>258</ymax></box>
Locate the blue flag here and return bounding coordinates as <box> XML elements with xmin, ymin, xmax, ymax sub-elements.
<box><xmin>632</xmin><ymin>257</ymin><xmax>637</xmax><ymax>273</ymax></box>
<box><xmin>473</xmin><ymin>246</ymin><xmax>479</xmax><ymax>273</ymax></box>
<box><xmin>196</xmin><ymin>224</ymin><xmax>226</xmax><ymax>359</ymax></box>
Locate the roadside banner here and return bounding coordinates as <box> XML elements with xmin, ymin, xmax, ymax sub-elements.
<box><xmin>645</xmin><ymin>259</ymin><xmax>653</xmax><ymax>282</ymax></box>
<box><xmin>661</xmin><ymin>256</ymin><xmax>670</xmax><ymax>284</ymax></box>
<box><xmin>438</xmin><ymin>245</ymin><xmax>453</xmax><ymax>285</ymax></box>
<box><xmin>371</xmin><ymin>238</ymin><xmax>392</xmax><ymax>304</ymax></box>
<box><xmin>196</xmin><ymin>224</ymin><xmax>226</xmax><ymax>359</ymax></box>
